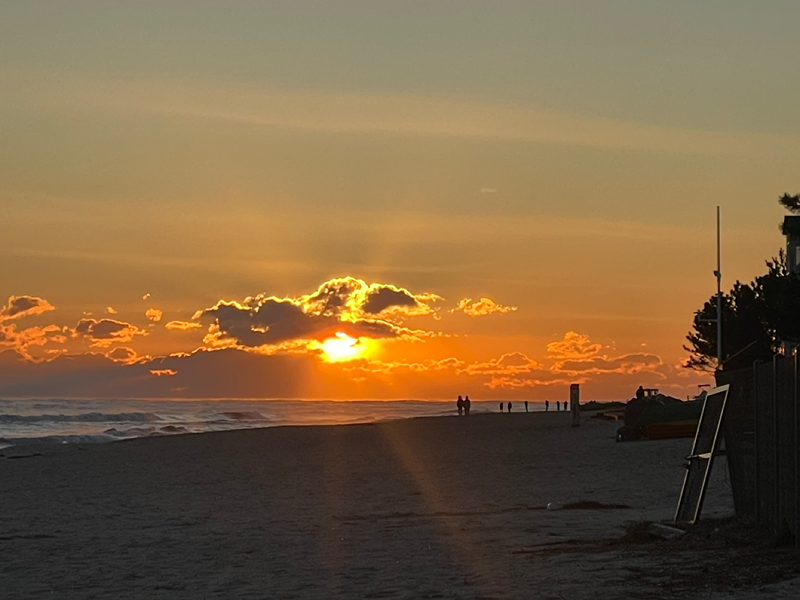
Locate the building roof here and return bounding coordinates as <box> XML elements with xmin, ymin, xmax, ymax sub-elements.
<box><xmin>782</xmin><ymin>216</ymin><xmax>800</xmax><ymax>237</ymax></box>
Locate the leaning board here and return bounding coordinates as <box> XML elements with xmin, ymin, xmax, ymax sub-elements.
<box><xmin>674</xmin><ymin>384</ymin><xmax>730</xmax><ymax>524</ymax></box>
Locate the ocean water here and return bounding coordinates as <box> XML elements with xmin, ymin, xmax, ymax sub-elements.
<box><xmin>0</xmin><ymin>398</ymin><xmax>546</xmax><ymax>448</ymax></box>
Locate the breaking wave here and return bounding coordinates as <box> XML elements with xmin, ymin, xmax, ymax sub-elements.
<box><xmin>218</xmin><ymin>411</ymin><xmax>268</xmax><ymax>421</ymax></box>
<box><xmin>0</xmin><ymin>412</ymin><xmax>162</xmax><ymax>424</ymax></box>
<box><xmin>0</xmin><ymin>398</ymin><xmax>505</xmax><ymax>449</ymax></box>
<box><xmin>0</xmin><ymin>403</ymin><xmax>273</xmax><ymax>448</ymax></box>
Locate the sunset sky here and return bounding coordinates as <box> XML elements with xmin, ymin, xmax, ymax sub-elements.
<box><xmin>2</xmin><ymin>2</ymin><xmax>799</xmax><ymax>400</ymax></box>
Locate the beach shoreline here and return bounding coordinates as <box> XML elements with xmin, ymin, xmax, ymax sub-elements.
<box><xmin>0</xmin><ymin>398</ymin><xmax>566</xmax><ymax>448</ymax></box>
<box><xmin>2</xmin><ymin>410</ymin><xmax>796</xmax><ymax>599</ymax></box>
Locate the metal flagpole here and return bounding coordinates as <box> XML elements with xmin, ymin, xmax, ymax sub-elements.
<box><xmin>715</xmin><ymin>206</ymin><xmax>722</xmax><ymax>369</ymax></box>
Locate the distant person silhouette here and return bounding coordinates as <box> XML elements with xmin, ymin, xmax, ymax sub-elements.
<box><xmin>636</xmin><ymin>385</ymin><xmax>645</xmax><ymax>401</ymax></box>
<box><xmin>500</xmin><ymin>402</ymin><xmax>504</xmax><ymax>412</ymax></box>
<box><xmin>508</xmin><ymin>402</ymin><xmax>512</xmax><ymax>413</ymax></box>
<box><xmin>525</xmin><ymin>401</ymin><xmax>528</xmax><ymax>412</ymax></box>
<box><xmin>464</xmin><ymin>395</ymin><xmax>471</xmax><ymax>416</ymax></box>
<box><xmin>564</xmin><ymin>400</ymin><xmax>568</xmax><ymax>411</ymax></box>
<box><xmin>457</xmin><ymin>395</ymin><xmax>463</xmax><ymax>416</ymax></box>
<box><xmin>556</xmin><ymin>401</ymin><xmax>560</xmax><ymax>411</ymax></box>
<box><xmin>545</xmin><ymin>400</ymin><xmax>549</xmax><ymax>412</ymax></box>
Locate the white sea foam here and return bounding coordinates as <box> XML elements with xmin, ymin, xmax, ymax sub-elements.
<box><xmin>0</xmin><ymin>398</ymin><xmax>543</xmax><ymax>448</ymax></box>
<box><xmin>0</xmin><ymin>412</ymin><xmax>162</xmax><ymax>423</ymax></box>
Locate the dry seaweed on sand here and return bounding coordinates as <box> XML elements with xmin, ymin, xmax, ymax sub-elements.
<box><xmin>521</xmin><ymin>516</ymin><xmax>800</xmax><ymax>597</ymax></box>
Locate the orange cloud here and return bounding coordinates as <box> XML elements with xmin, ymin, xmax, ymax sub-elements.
<box><xmin>0</xmin><ymin>322</ymin><xmax>65</xmax><ymax>362</ymax></box>
<box><xmin>358</xmin><ymin>285</ymin><xmax>441</xmax><ymax>318</ymax></box>
<box><xmin>459</xmin><ymin>352</ymin><xmax>539</xmax><ymax>376</ymax></box>
<box><xmin>150</xmin><ymin>369</ymin><xmax>177</xmax><ymax>376</ymax></box>
<box><xmin>0</xmin><ymin>295</ymin><xmax>55</xmax><ymax>321</ymax></box>
<box><xmin>165</xmin><ymin>320</ymin><xmax>202</xmax><ymax>331</ymax></box>
<box><xmin>552</xmin><ymin>353</ymin><xmax>664</xmax><ymax>376</ymax></box>
<box><xmin>106</xmin><ymin>346</ymin><xmax>139</xmax><ymax>365</ymax></box>
<box><xmin>486</xmin><ymin>375</ymin><xmax>577</xmax><ymax>389</ymax></box>
<box><xmin>197</xmin><ymin>278</ymin><xmax>440</xmax><ymax>353</ymax></box>
<box><xmin>297</xmin><ymin>277</ymin><xmax>442</xmax><ymax>321</ymax></box>
<box><xmin>452</xmin><ymin>297</ymin><xmax>517</xmax><ymax>317</ymax></box>
<box><xmin>106</xmin><ymin>307</ymin><xmax>117</xmax><ymax>314</ymax></box>
<box><xmin>191</xmin><ymin>278</ymin><xmax>517</xmax><ymax>361</ymax></box>
<box><xmin>344</xmin><ymin>357</ymin><xmax>464</xmax><ymax>375</ymax></box>
<box><xmin>145</xmin><ymin>308</ymin><xmax>163</xmax><ymax>322</ymax></box>
<box><xmin>74</xmin><ymin>318</ymin><xmax>147</xmax><ymax>347</ymax></box>
<box><xmin>546</xmin><ymin>331</ymin><xmax>603</xmax><ymax>360</ymax></box>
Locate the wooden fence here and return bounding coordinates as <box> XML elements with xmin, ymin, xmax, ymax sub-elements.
<box><xmin>717</xmin><ymin>355</ymin><xmax>800</xmax><ymax>541</ymax></box>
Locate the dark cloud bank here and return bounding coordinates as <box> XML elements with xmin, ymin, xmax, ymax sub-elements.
<box><xmin>0</xmin><ymin>349</ymin><xmax>313</xmax><ymax>398</ymax></box>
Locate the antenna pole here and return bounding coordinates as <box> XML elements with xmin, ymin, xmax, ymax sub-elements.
<box><xmin>716</xmin><ymin>206</ymin><xmax>722</xmax><ymax>369</ymax></box>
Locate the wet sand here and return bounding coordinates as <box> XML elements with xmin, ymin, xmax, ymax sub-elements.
<box><xmin>0</xmin><ymin>410</ymin><xmax>795</xmax><ymax>599</ymax></box>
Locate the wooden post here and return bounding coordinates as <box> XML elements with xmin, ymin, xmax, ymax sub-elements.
<box><xmin>774</xmin><ymin>354</ymin><xmax>780</xmax><ymax>533</ymax></box>
<box><xmin>794</xmin><ymin>351</ymin><xmax>799</xmax><ymax>546</ymax></box>
<box><xmin>570</xmin><ymin>384</ymin><xmax>580</xmax><ymax>427</ymax></box>
<box><xmin>753</xmin><ymin>360</ymin><xmax>760</xmax><ymax>526</ymax></box>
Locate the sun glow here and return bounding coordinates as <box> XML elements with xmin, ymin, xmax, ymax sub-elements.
<box><xmin>317</xmin><ymin>332</ymin><xmax>364</xmax><ymax>363</ymax></box>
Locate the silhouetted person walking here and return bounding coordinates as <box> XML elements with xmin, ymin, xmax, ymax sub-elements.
<box><xmin>500</xmin><ymin>402</ymin><xmax>504</xmax><ymax>412</ymax></box>
<box><xmin>456</xmin><ymin>395</ymin><xmax>463</xmax><ymax>416</ymax></box>
<box><xmin>464</xmin><ymin>396</ymin><xmax>471</xmax><ymax>416</ymax></box>
<box><xmin>507</xmin><ymin>402</ymin><xmax>512</xmax><ymax>413</ymax></box>
<box><xmin>545</xmin><ymin>400</ymin><xmax>549</xmax><ymax>411</ymax></box>
<box><xmin>525</xmin><ymin>401</ymin><xmax>528</xmax><ymax>412</ymax></box>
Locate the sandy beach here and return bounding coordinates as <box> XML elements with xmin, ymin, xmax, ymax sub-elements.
<box><xmin>1</xmin><ymin>410</ymin><xmax>798</xmax><ymax>599</ymax></box>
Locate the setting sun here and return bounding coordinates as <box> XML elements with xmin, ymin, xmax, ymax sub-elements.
<box><xmin>318</xmin><ymin>332</ymin><xmax>364</xmax><ymax>363</ymax></box>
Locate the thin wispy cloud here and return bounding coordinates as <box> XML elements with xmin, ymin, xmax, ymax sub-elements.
<box><xmin>136</xmin><ymin>87</ymin><xmax>797</xmax><ymax>158</ymax></box>
<box><xmin>8</xmin><ymin>70</ymin><xmax>798</xmax><ymax>159</ymax></box>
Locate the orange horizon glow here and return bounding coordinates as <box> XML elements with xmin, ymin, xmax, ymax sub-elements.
<box><xmin>0</xmin><ymin>281</ymin><xmax>716</xmax><ymax>400</ymax></box>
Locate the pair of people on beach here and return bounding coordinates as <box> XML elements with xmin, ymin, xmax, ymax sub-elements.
<box><xmin>456</xmin><ymin>395</ymin><xmax>471</xmax><ymax>416</ymax></box>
